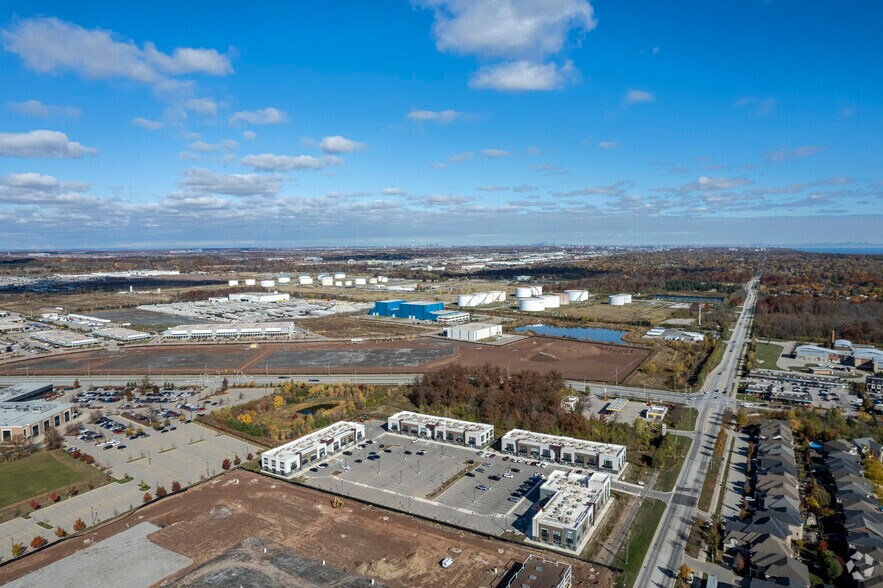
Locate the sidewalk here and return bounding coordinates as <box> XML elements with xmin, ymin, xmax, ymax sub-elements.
<box><xmin>685</xmin><ymin>554</ymin><xmax>736</xmax><ymax>587</ymax></box>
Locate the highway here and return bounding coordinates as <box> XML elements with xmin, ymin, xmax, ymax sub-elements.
<box><xmin>633</xmin><ymin>276</ymin><xmax>759</xmax><ymax>588</ymax></box>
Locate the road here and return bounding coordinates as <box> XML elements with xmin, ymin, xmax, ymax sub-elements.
<box><xmin>633</xmin><ymin>276</ymin><xmax>759</xmax><ymax>588</ymax></box>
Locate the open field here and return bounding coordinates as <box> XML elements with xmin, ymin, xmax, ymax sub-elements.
<box><xmin>548</xmin><ymin>299</ymin><xmax>684</xmax><ymax>325</ymax></box>
<box><xmin>0</xmin><ymin>336</ymin><xmax>651</xmax><ymax>383</ymax></box>
<box><xmin>655</xmin><ymin>435</ymin><xmax>692</xmax><ymax>492</ymax></box>
<box><xmin>0</xmin><ymin>470</ymin><xmax>614</xmax><ymax>588</ymax></box>
<box><xmin>753</xmin><ymin>342</ymin><xmax>784</xmax><ymax>370</ymax></box>
<box><xmin>299</xmin><ymin>315</ymin><xmax>436</xmax><ymax>338</ymax></box>
<box><xmin>612</xmin><ymin>498</ymin><xmax>666</xmax><ymax>588</ymax></box>
<box><xmin>0</xmin><ymin>450</ymin><xmax>110</xmax><ymax>519</ymax></box>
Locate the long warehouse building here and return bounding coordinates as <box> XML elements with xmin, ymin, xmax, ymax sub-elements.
<box><xmin>162</xmin><ymin>321</ymin><xmax>295</xmax><ymax>339</ymax></box>
<box><xmin>261</xmin><ymin>421</ymin><xmax>365</xmax><ymax>477</ymax></box>
<box><xmin>387</xmin><ymin>411</ymin><xmax>494</xmax><ymax>447</ymax></box>
<box><xmin>500</xmin><ymin>429</ymin><xmax>627</xmax><ymax>474</ymax></box>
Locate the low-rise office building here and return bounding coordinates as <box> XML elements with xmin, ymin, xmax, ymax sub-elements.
<box><xmin>162</xmin><ymin>321</ymin><xmax>295</xmax><ymax>340</ymax></box>
<box><xmin>501</xmin><ymin>429</ymin><xmax>627</xmax><ymax>474</ymax></box>
<box><xmin>531</xmin><ymin>470</ymin><xmax>611</xmax><ymax>553</ymax></box>
<box><xmin>443</xmin><ymin>323</ymin><xmax>501</xmax><ymax>342</ymax></box>
<box><xmin>94</xmin><ymin>327</ymin><xmax>151</xmax><ymax>342</ymax></box>
<box><xmin>0</xmin><ymin>382</ymin><xmax>75</xmax><ymax>442</ymax></box>
<box><xmin>502</xmin><ymin>556</ymin><xmax>573</xmax><ymax>588</ymax></box>
<box><xmin>31</xmin><ymin>330</ymin><xmax>99</xmax><ymax>348</ymax></box>
<box><xmin>261</xmin><ymin>421</ymin><xmax>365</xmax><ymax>477</ymax></box>
<box><xmin>386</xmin><ymin>411</ymin><xmax>494</xmax><ymax>447</ymax></box>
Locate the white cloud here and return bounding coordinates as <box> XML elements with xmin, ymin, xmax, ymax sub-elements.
<box><xmin>319</xmin><ymin>135</ymin><xmax>365</xmax><ymax>154</ymax></box>
<box><xmin>0</xmin><ymin>130</ymin><xmax>97</xmax><ymax>158</ymax></box>
<box><xmin>682</xmin><ymin>176</ymin><xmax>752</xmax><ymax>192</ymax></box>
<box><xmin>1</xmin><ymin>16</ymin><xmax>232</xmax><ymax>90</ymax></box>
<box><xmin>431</xmin><ymin>162</ymin><xmax>447</xmax><ymax>170</ymax></box>
<box><xmin>420</xmin><ymin>0</ymin><xmax>595</xmax><ymax>60</ymax></box>
<box><xmin>764</xmin><ymin>145</ymin><xmax>824</xmax><ymax>163</ymax></box>
<box><xmin>598</xmin><ymin>141</ymin><xmax>618</xmax><ymax>150</ymax></box>
<box><xmin>421</xmin><ymin>194</ymin><xmax>474</xmax><ymax>206</ymax></box>
<box><xmin>481</xmin><ymin>148</ymin><xmax>510</xmax><ymax>159</ymax></box>
<box><xmin>406</xmin><ymin>109</ymin><xmax>460</xmax><ymax>123</ymax></box>
<box><xmin>132</xmin><ymin>117</ymin><xmax>164</xmax><ymax>130</ymax></box>
<box><xmin>624</xmin><ymin>89</ymin><xmax>654</xmax><ymax>103</ymax></box>
<box><xmin>471</xmin><ymin>60</ymin><xmax>575</xmax><ymax>91</ymax></box>
<box><xmin>161</xmin><ymin>193</ymin><xmax>230</xmax><ymax>210</ymax></box>
<box><xmin>478</xmin><ymin>185</ymin><xmax>509</xmax><ymax>191</ymax></box>
<box><xmin>242</xmin><ymin>130</ymin><xmax>257</xmax><ymax>140</ymax></box>
<box><xmin>240</xmin><ymin>153</ymin><xmax>343</xmax><ymax>172</ymax></box>
<box><xmin>0</xmin><ymin>172</ymin><xmax>95</xmax><ymax>206</ymax></box>
<box><xmin>382</xmin><ymin>187</ymin><xmax>406</xmax><ymax>195</ymax></box>
<box><xmin>185</xmin><ymin>98</ymin><xmax>219</xmax><ymax>118</ymax></box>
<box><xmin>9</xmin><ymin>99</ymin><xmax>80</xmax><ymax>118</ymax></box>
<box><xmin>525</xmin><ymin>146</ymin><xmax>540</xmax><ymax>155</ymax></box>
<box><xmin>447</xmin><ymin>151</ymin><xmax>475</xmax><ymax>163</ymax></box>
<box><xmin>229</xmin><ymin>107</ymin><xmax>288</xmax><ymax>126</ymax></box>
<box><xmin>187</xmin><ymin>139</ymin><xmax>238</xmax><ymax>153</ymax></box>
<box><xmin>652</xmin><ymin>46</ymin><xmax>661</xmax><ymax>55</ymax></box>
<box><xmin>178</xmin><ymin>168</ymin><xmax>282</xmax><ymax>197</ymax></box>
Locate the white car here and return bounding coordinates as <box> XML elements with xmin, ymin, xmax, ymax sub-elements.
<box><xmin>341</xmin><ymin>464</ymin><xmax>351</xmax><ymax>470</ymax></box>
<box><xmin>440</xmin><ymin>557</ymin><xmax>454</xmax><ymax>569</ymax></box>
<box><xmin>503</xmin><ymin>473</ymin><xmax>514</xmax><ymax>478</ymax></box>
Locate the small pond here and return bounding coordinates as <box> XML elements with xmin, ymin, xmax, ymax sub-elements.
<box><xmin>514</xmin><ymin>324</ymin><xmax>627</xmax><ymax>344</ymax></box>
<box><xmin>297</xmin><ymin>402</ymin><xmax>340</xmax><ymax>416</ymax></box>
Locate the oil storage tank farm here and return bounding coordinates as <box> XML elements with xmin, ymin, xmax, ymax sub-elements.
<box><xmin>608</xmin><ymin>294</ymin><xmax>627</xmax><ymax>306</ymax></box>
<box><xmin>515</xmin><ymin>285</ymin><xmax>543</xmax><ymax>298</ymax></box>
<box><xmin>542</xmin><ymin>294</ymin><xmax>561</xmax><ymax>309</ymax></box>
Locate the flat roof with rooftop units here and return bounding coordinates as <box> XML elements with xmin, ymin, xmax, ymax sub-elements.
<box><xmin>387</xmin><ymin>410</ymin><xmax>494</xmax><ymax>447</ymax></box>
<box><xmin>261</xmin><ymin>421</ymin><xmax>365</xmax><ymax>477</ymax></box>
<box><xmin>502</xmin><ymin>555</ymin><xmax>573</xmax><ymax>588</ymax></box>
<box><xmin>162</xmin><ymin>321</ymin><xmax>295</xmax><ymax>340</ymax></box>
<box><xmin>532</xmin><ymin>469</ymin><xmax>612</xmax><ymax>553</ymax></box>
<box><xmin>94</xmin><ymin>327</ymin><xmax>151</xmax><ymax>342</ymax></box>
<box><xmin>31</xmin><ymin>330</ymin><xmax>99</xmax><ymax>348</ymax></box>
<box><xmin>501</xmin><ymin>429</ymin><xmax>627</xmax><ymax>474</ymax></box>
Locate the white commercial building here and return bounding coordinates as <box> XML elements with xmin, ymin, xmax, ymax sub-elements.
<box><xmin>298</xmin><ymin>275</ymin><xmax>313</xmax><ymax>285</ymax></box>
<box><xmin>387</xmin><ymin>411</ymin><xmax>494</xmax><ymax>447</ymax></box>
<box><xmin>31</xmin><ymin>330</ymin><xmax>99</xmax><ymax>348</ymax></box>
<box><xmin>228</xmin><ymin>292</ymin><xmax>290</xmax><ymax>303</ymax></box>
<box><xmin>500</xmin><ymin>429</ymin><xmax>627</xmax><ymax>474</ymax></box>
<box><xmin>443</xmin><ymin>323</ymin><xmax>502</xmax><ymax>342</ymax></box>
<box><xmin>261</xmin><ymin>421</ymin><xmax>365</xmax><ymax>477</ymax></box>
<box><xmin>228</xmin><ymin>279</ymin><xmax>239</xmax><ymax>286</ymax></box>
<box><xmin>162</xmin><ymin>321</ymin><xmax>295</xmax><ymax>340</ymax></box>
<box><xmin>531</xmin><ymin>470</ymin><xmax>612</xmax><ymax>553</ymax></box>
<box><xmin>94</xmin><ymin>327</ymin><xmax>151</xmax><ymax>342</ymax></box>
<box><xmin>259</xmin><ymin>279</ymin><xmax>276</xmax><ymax>288</ymax></box>
<box><xmin>277</xmin><ymin>276</ymin><xmax>291</xmax><ymax>284</ymax></box>
<box><xmin>434</xmin><ymin>311</ymin><xmax>471</xmax><ymax>325</ymax></box>
<box><xmin>244</xmin><ymin>278</ymin><xmax>256</xmax><ymax>286</ymax></box>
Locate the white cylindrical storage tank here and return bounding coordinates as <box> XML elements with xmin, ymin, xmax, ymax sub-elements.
<box><xmin>228</xmin><ymin>280</ymin><xmax>239</xmax><ymax>286</ymax></box>
<box><xmin>489</xmin><ymin>290</ymin><xmax>506</xmax><ymax>303</ymax></box>
<box><xmin>334</xmin><ymin>280</ymin><xmax>343</xmax><ymax>287</ymax></box>
<box><xmin>530</xmin><ymin>285</ymin><xmax>543</xmax><ymax>296</ymax></box>
<box><xmin>334</xmin><ymin>272</ymin><xmax>346</xmax><ymax>279</ymax></box>
<box><xmin>320</xmin><ymin>277</ymin><xmax>333</xmax><ymax>286</ymax></box>
<box><xmin>542</xmin><ymin>294</ymin><xmax>560</xmax><ymax>309</ymax></box>
<box><xmin>622</xmin><ymin>293</ymin><xmax>633</xmax><ymax>304</ymax></box>
<box><xmin>609</xmin><ymin>294</ymin><xmax>626</xmax><ymax>306</ymax></box>
<box><xmin>515</xmin><ymin>287</ymin><xmax>533</xmax><ymax>298</ymax></box>
<box><xmin>244</xmin><ymin>279</ymin><xmax>256</xmax><ymax>286</ymax></box>
<box><xmin>565</xmin><ymin>289</ymin><xmax>589</xmax><ymax>303</ymax></box>
<box><xmin>457</xmin><ymin>294</ymin><xmax>475</xmax><ymax>307</ymax></box>
<box><xmin>260</xmin><ymin>280</ymin><xmax>275</xmax><ymax>288</ymax></box>
<box><xmin>277</xmin><ymin>276</ymin><xmax>291</xmax><ymax>284</ymax></box>
<box><xmin>557</xmin><ymin>293</ymin><xmax>570</xmax><ymax>305</ymax></box>
<box><xmin>355</xmin><ymin>277</ymin><xmax>367</xmax><ymax>285</ymax></box>
<box><xmin>368</xmin><ymin>277</ymin><xmax>378</xmax><ymax>284</ymax></box>
<box><xmin>519</xmin><ymin>297</ymin><xmax>546</xmax><ymax>312</ymax></box>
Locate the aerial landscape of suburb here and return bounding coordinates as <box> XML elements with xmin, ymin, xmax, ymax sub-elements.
<box><xmin>0</xmin><ymin>3</ymin><xmax>881</xmax><ymax>588</ymax></box>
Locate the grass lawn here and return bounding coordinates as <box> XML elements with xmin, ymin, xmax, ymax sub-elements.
<box><xmin>698</xmin><ymin>455</ymin><xmax>722</xmax><ymax>512</ymax></box>
<box><xmin>655</xmin><ymin>435</ymin><xmax>692</xmax><ymax>492</ymax></box>
<box><xmin>614</xmin><ymin>498</ymin><xmax>666</xmax><ymax>588</ymax></box>
<box><xmin>667</xmin><ymin>406</ymin><xmax>699</xmax><ymax>431</ymax></box>
<box><xmin>0</xmin><ymin>450</ymin><xmax>109</xmax><ymax>519</ymax></box>
<box><xmin>754</xmin><ymin>342</ymin><xmax>785</xmax><ymax>370</ymax></box>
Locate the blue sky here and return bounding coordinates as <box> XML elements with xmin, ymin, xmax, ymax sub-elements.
<box><xmin>0</xmin><ymin>1</ymin><xmax>881</xmax><ymax>249</ymax></box>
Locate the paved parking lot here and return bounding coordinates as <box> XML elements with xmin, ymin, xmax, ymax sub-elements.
<box><xmin>298</xmin><ymin>427</ymin><xmax>580</xmax><ymax>541</ymax></box>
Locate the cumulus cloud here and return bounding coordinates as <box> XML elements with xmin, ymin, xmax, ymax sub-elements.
<box><xmin>178</xmin><ymin>167</ymin><xmax>282</xmax><ymax>197</ymax></box>
<box><xmin>185</xmin><ymin>98</ymin><xmax>219</xmax><ymax>118</ymax></box>
<box><xmin>680</xmin><ymin>176</ymin><xmax>753</xmax><ymax>192</ymax></box>
<box><xmin>187</xmin><ymin>139</ymin><xmax>238</xmax><ymax>153</ymax></box>
<box><xmin>240</xmin><ymin>153</ymin><xmax>343</xmax><ymax>172</ymax></box>
<box><xmin>406</xmin><ymin>109</ymin><xmax>460</xmax><ymax>123</ymax></box>
<box><xmin>319</xmin><ymin>135</ymin><xmax>365</xmax><ymax>154</ymax></box>
<box><xmin>1</xmin><ymin>16</ymin><xmax>233</xmax><ymax>91</ymax></box>
<box><xmin>471</xmin><ymin>60</ymin><xmax>575</xmax><ymax>91</ymax></box>
<box><xmin>478</xmin><ymin>185</ymin><xmax>509</xmax><ymax>191</ymax></box>
<box><xmin>624</xmin><ymin>89</ymin><xmax>654</xmax><ymax>103</ymax></box>
<box><xmin>417</xmin><ymin>0</ymin><xmax>594</xmax><ymax>92</ymax></box>
<box><xmin>0</xmin><ymin>130</ymin><xmax>97</xmax><ymax>158</ymax></box>
<box><xmin>242</xmin><ymin>130</ymin><xmax>256</xmax><ymax>140</ymax></box>
<box><xmin>9</xmin><ymin>99</ymin><xmax>80</xmax><ymax>118</ymax></box>
<box><xmin>481</xmin><ymin>148</ymin><xmax>510</xmax><ymax>159</ymax></box>
<box><xmin>132</xmin><ymin>117</ymin><xmax>164</xmax><ymax>130</ymax></box>
<box><xmin>0</xmin><ymin>172</ymin><xmax>95</xmax><ymax>206</ymax></box>
<box><xmin>420</xmin><ymin>194</ymin><xmax>474</xmax><ymax>206</ymax></box>
<box><xmin>598</xmin><ymin>141</ymin><xmax>618</xmax><ymax>150</ymax></box>
<box><xmin>448</xmin><ymin>151</ymin><xmax>475</xmax><ymax>163</ymax></box>
<box><xmin>382</xmin><ymin>187</ymin><xmax>406</xmax><ymax>195</ymax></box>
<box><xmin>229</xmin><ymin>107</ymin><xmax>288</xmax><ymax>126</ymax></box>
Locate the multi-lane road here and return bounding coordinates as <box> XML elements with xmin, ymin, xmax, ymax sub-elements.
<box><xmin>633</xmin><ymin>277</ymin><xmax>759</xmax><ymax>588</ymax></box>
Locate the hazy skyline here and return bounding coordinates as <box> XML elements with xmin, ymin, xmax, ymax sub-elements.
<box><xmin>1</xmin><ymin>1</ymin><xmax>881</xmax><ymax>249</ymax></box>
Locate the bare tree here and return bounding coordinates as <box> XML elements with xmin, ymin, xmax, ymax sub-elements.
<box><xmin>44</xmin><ymin>426</ymin><xmax>63</xmax><ymax>450</ymax></box>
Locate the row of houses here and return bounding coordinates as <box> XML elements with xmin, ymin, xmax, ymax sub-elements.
<box><xmin>726</xmin><ymin>420</ymin><xmax>810</xmax><ymax>587</ymax></box>
<box><xmin>822</xmin><ymin>438</ymin><xmax>883</xmax><ymax>588</ymax></box>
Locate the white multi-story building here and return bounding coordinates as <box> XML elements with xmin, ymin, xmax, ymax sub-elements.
<box><xmin>386</xmin><ymin>411</ymin><xmax>494</xmax><ymax>447</ymax></box>
<box><xmin>531</xmin><ymin>470</ymin><xmax>611</xmax><ymax>552</ymax></box>
<box><xmin>261</xmin><ymin>421</ymin><xmax>366</xmax><ymax>477</ymax></box>
<box><xmin>500</xmin><ymin>429</ymin><xmax>627</xmax><ymax>474</ymax></box>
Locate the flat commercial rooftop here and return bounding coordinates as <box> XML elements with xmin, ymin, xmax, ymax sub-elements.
<box><xmin>0</xmin><ymin>401</ymin><xmax>73</xmax><ymax>427</ymax></box>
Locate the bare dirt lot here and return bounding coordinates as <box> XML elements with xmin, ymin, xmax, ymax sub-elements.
<box><xmin>299</xmin><ymin>315</ymin><xmax>436</xmax><ymax>339</ymax></box>
<box><xmin>0</xmin><ymin>337</ymin><xmax>651</xmax><ymax>382</ymax></box>
<box><xmin>0</xmin><ymin>470</ymin><xmax>614</xmax><ymax>588</ymax></box>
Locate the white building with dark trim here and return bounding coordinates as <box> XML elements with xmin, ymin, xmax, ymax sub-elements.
<box><xmin>261</xmin><ymin>421</ymin><xmax>365</xmax><ymax>477</ymax></box>
<box><xmin>501</xmin><ymin>429</ymin><xmax>626</xmax><ymax>474</ymax></box>
<box><xmin>531</xmin><ymin>469</ymin><xmax>612</xmax><ymax>553</ymax></box>
<box><xmin>0</xmin><ymin>382</ymin><xmax>76</xmax><ymax>442</ymax></box>
<box><xmin>386</xmin><ymin>411</ymin><xmax>494</xmax><ymax>447</ymax></box>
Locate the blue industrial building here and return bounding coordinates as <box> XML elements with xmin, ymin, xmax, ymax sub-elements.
<box><xmin>371</xmin><ymin>300</ymin><xmax>446</xmax><ymax>321</ymax></box>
